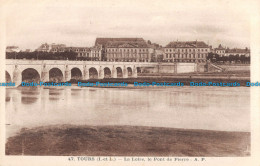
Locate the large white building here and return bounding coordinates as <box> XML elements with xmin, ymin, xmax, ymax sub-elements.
<box><xmin>95</xmin><ymin>38</ymin><xmax>153</xmax><ymax>62</ymax></box>
<box><xmin>164</xmin><ymin>41</ymin><xmax>209</xmax><ymax>63</ymax></box>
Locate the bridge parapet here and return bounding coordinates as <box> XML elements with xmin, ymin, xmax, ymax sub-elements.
<box><xmin>6</xmin><ymin>59</ymin><xmax>158</xmax><ymax>66</ymax></box>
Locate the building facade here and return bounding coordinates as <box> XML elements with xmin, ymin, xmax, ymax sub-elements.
<box><xmin>164</xmin><ymin>41</ymin><xmax>209</xmax><ymax>63</ymax></box>
<box><xmin>224</xmin><ymin>48</ymin><xmax>250</xmax><ymax>57</ymax></box>
<box><xmin>36</xmin><ymin>43</ymin><xmax>51</xmax><ymax>52</ymax></box>
<box><xmin>215</xmin><ymin>44</ymin><xmax>226</xmax><ymax>57</ymax></box>
<box><xmin>33</xmin><ymin>40</ymin><xmax>250</xmax><ymax>63</ymax></box>
<box><xmin>36</xmin><ymin>43</ymin><xmax>101</xmax><ymax>60</ymax></box>
<box><xmin>90</xmin><ymin>45</ymin><xmax>102</xmax><ymax>61</ymax></box>
<box><xmin>49</xmin><ymin>44</ymin><xmax>67</xmax><ymax>53</ymax></box>
<box><xmin>64</xmin><ymin>47</ymin><xmax>91</xmax><ymax>58</ymax></box>
<box><xmin>213</xmin><ymin>44</ymin><xmax>250</xmax><ymax>57</ymax></box>
<box><xmin>95</xmin><ymin>38</ymin><xmax>152</xmax><ymax>62</ymax></box>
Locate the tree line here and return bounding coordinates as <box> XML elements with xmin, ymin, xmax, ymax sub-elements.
<box><xmin>6</xmin><ymin>51</ymin><xmax>103</xmax><ymax>61</ymax></box>
<box><xmin>6</xmin><ymin>51</ymin><xmax>78</xmax><ymax>60</ymax></box>
<box><xmin>207</xmin><ymin>53</ymin><xmax>250</xmax><ymax>64</ymax></box>
<box><xmin>6</xmin><ymin>51</ymin><xmax>250</xmax><ymax>63</ymax></box>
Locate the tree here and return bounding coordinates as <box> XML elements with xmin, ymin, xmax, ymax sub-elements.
<box><xmin>234</xmin><ymin>54</ymin><xmax>240</xmax><ymax>63</ymax></box>
<box><xmin>245</xmin><ymin>56</ymin><xmax>250</xmax><ymax>64</ymax></box>
<box><xmin>218</xmin><ymin>56</ymin><xmax>225</xmax><ymax>63</ymax></box>
<box><xmin>240</xmin><ymin>55</ymin><xmax>246</xmax><ymax>64</ymax></box>
<box><xmin>157</xmin><ymin>55</ymin><xmax>163</xmax><ymax>62</ymax></box>
<box><xmin>215</xmin><ymin>54</ymin><xmax>220</xmax><ymax>62</ymax></box>
<box><xmin>207</xmin><ymin>52</ymin><xmax>214</xmax><ymax>61</ymax></box>
<box><xmin>229</xmin><ymin>55</ymin><xmax>235</xmax><ymax>63</ymax></box>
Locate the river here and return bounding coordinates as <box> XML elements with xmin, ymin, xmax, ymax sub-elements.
<box><xmin>5</xmin><ymin>86</ymin><xmax>250</xmax><ymax>138</ymax></box>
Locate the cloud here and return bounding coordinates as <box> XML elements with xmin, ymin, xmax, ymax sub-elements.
<box><xmin>4</xmin><ymin>0</ymin><xmax>251</xmax><ymax>50</ymax></box>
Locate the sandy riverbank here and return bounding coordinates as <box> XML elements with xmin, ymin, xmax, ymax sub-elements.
<box><xmin>6</xmin><ymin>125</ymin><xmax>250</xmax><ymax>156</ymax></box>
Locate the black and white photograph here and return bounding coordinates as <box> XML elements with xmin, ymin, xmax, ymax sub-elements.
<box><xmin>1</xmin><ymin>0</ymin><xmax>260</xmax><ymax>165</ymax></box>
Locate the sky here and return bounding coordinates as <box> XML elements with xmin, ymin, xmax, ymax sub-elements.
<box><xmin>3</xmin><ymin>0</ymin><xmax>257</xmax><ymax>50</ymax></box>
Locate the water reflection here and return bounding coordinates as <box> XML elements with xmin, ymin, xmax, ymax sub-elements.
<box><xmin>6</xmin><ymin>90</ymin><xmax>11</xmax><ymax>102</ymax></box>
<box><xmin>6</xmin><ymin>86</ymin><xmax>250</xmax><ymax>138</ymax></box>
<box><xmin>21</xmin><ymin>96</ymin><xmax>38</xmax><ymax>104</ymax></box>
<box><xmin>48</xmin><ymin>89</ymin><xmax>63</xmax><ymax>101</ymax></box>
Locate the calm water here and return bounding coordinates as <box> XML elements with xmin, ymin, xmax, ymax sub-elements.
<box><xmin>6</xmin><ymin>86</ymin><xmax>250</xmax><ymax>138</ymax></box>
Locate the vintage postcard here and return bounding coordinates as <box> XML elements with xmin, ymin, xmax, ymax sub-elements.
<box><xmin>0</xmin><ymin>0</ymin><xmax>260</xmax><ymax>165</ymax></box>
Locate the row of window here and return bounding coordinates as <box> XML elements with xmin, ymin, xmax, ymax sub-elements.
<box><xmin>77</xmin><ymin>53</ymin><xmax>100</xmax><ymax>57</ymax></box>
<box><xmin>175</xmin><ymin>59</ymin><xmax>206</xmax><ymax>62</ymax></box>
<box><xmin>107</xmin><ymin>48</ymin><xmax>149</xmax><ymax>52</ymax></box>
<box><xmin>107</xmin><ymin>54</ymin><xmax>149</xmax><ymax>58</ymax></box>
<box><xmin>165</xmin><ymin>54</ymin><xmax>207</xmax><ymax>59</ymax></box>
<box><xmin>107</xmin><ymin>53</ymin><xmax>149</xmax><ymax>56</ymax></box>
<box><xmin>78</xmin><ymin>53</ymin><xmax>90</xmax><ymax>56</ymax></box>
<box><xmin>107</xmin><ymin>59</ymin><xmax>150</xmax><ymax>62</ymax></box>
<box><xmin>51</xmin><ymin>49</ymin><xmax>100</xmax><ymax>52</ymax></box>
<box><xmin>216</xmin><ymin>50</ymin><xmax>225</xmax><ymax>53</ymax></box>
<box><xmin>76</xmin><ymin>49</ymin><xmax>90</xmax><ymax>52</ymax></box>
<box><xmin>165</xmin><ymin>48</ymin><xmax>209</xmax><ymax>52</ymax></box>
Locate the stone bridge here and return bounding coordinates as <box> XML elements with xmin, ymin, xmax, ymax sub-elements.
<box><xmin>5</xmin><ymin>59</ymin><xmax>157</xmax><ymax>86</ymax></box>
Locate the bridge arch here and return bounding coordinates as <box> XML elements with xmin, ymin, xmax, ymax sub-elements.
<box><xmin>22</xmin><ymin>68</ymin><xmax>41</xmax><ymax>83</ymax></box>
<box><xmin>127</xmin><ymin>67</ymin><xmax>132</xmax><ymax>77</ymax></box>
<box><xmin>137</xmin><ymin>67</ymin><xmax>141</xmax><ymax>73</ymax></box>
<box><xmin>71</xmin><ymin>67</ymin><xmax>82</xmax><ymax>80</ymax></box>
<box><xmin>5</xmin><ymin>71</ymin><xmax>12</xmax><ymax>82</ymax></box>
<box><xmin>116</xmin><ymin>67</ymin><xmax>123</xmax><ymax>78</ymax></box>
<box><xmin>89</xmin><ymin>67</ymin><xmax>98</xmax><ymax>79</ymax></box>
<box><xmin>49</xmin><ymin>68</ymin><xmax>64</xmax><ymax>82</ymax></box>
<box><xmin>104</xmin><ymin>67</ymin><xmax>112</xmax><ymax>78</ymax></box>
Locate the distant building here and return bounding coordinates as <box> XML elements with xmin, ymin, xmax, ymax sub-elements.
<box><xmin>209</xmin><ymin>45</ymin><xmax>214</xmax><ymax>53</ymax></box>
<box><xmin>36</xmin><ymin>43</ymin><xmax>67</xmax><ymax>52</ymax></box>
<box><xmin>215</xmin><ymin>44</ymin><xmax>226</xmax><ymax>57</ymax></box>
<box><xmin>36</xmin><ymin>43</ymin><xmax>51</xmax><ymax>52</ymax></box>
<box><xmin>213</xmin><ymin>44</ymin><xmax>250</xmax><ymax>57</ymax></box>
<box><xmin>153</xmin><ymin>49</ymin><xmax>164</xmax><ymax>62</ymax></box>
<box><xmin>164</xmin><ymin>41</ymin><xmax>209</xmax><ymax>63</ymax></box>
<box><xmin>90</xmin><ymin>45</ymin><xmax>102</xmax><ymax>61</ymax></box>
<box><xmin>147</xmin><ymin>42</ymin><xmax>163</xmax><ymax>62</ymax></box>
<box><xmin>24</xmin><ymin>49</ymin><xmax>32</xmax><ymax>52</ymax></box>
<box><xmin>49</xmin><ymin>43</ymin><xmax>66</xmax><ymax>52</ymax></box>
<box><xmin>31</xmin><ymin>40</ymin><xmax>250</xmax><ymax>62</ymax></box>
<box><xmin>60</xmin><ymin>47</ymin><xmax>90</xmax><ymax>58</ymax></box>
<box><xmin>6</xmin><ymin>46</ymin><xmax>20</xmax><ymax>52</ymax></box>
<box><xmin>95</xmin><ymin>38</ymin><xmax>152</xmax><ymax>62</ymax></box>
<box><xmin>225</xmin><ymin>48</ymin><xmax>250</xmax><ymax>57</ymax></box>
<box><xmin>36</xmin><ymin>43</ymin><xmax>99</xmax><ymax>59</ymax></box>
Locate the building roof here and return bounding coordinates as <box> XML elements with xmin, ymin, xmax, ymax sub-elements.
<box><xmin>37</xmin><ymin>43</ymin><xmax>50</xmax><ymax>49</ymax></box>
<box><xmin>51</xmin><ymin>44</ymin><xmax>66</xmax><ymax>48</ymax></box>
<box><xmin>225</xmin><ymin>48</ymin><xmax>250</xmax><ymax>54</ymax></box>
<box><xmin>165</xmin><ymin>41</ymin><xmax>209</xmax><ymax>48</ymax></box>
<box><xmin>215</xmin><ymin>44</ymin><xmax>225</xmax><ymax>50</ymax></box>
<box><xmin>91</xmin><ymin>45</ymin><xmax>102</xmax><ymax>50</ymax></box>
<box><xmin>65</xmin><ymin>47</ymin><xmax>91</xmax><ymax>51</ymax></box>
<box><xmin>106</xmin><ymin>41</ymin><xmax>149</xmax><ymax>48</ymax></box>
<box><xmin>95</xmin><ymin>38</ymin><xmax>148</xmax><ymax>48</ymax></box>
